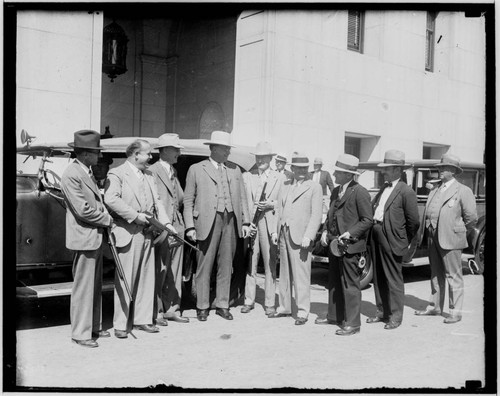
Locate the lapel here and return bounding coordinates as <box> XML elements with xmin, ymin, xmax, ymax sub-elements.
<box><xmin>156</xmin><ymin>162</ymin><xmax>174</xmax><ymax>195</ymax></box>
<box><xmin>251</xmin><ymin>171</ymin><xmax>262</xmax><ymax>202</ymax></box>
<box><xmin>202</xmin><ymin>159</ymin><xmax>219</xmax><ymax>184</ymax></box>
<box><xmin>265</xmin><ymin>170</ymin><xmax>279</xmax><ymax>197</ymax></box>
<box><xmin>75</xmin><ymin>162</ymin><xmax>101</xmax><ymax>201</ymax></box>
<box><xmin>440</xmin><ymin>180</ymin><xmax>459</xmax><ymax>206</ymax></box>
<box><xmin>293</xmin><ymin>180</ymin><xmax>311</xmax><ymax>202</ymax></box>
<box><xmin>337</xmin><ymin>180</ymin><xmax>356</xmax><ymax>208</ymax></box>
<box><xmin>282</xmin><ymin>181</ymin><xmax>293</xmax><ymax>207</ymax></box>
<box><xmin>425</xmin><ymin>185</ymin><xmax>439</xmax><ymax>210</ymax></box>
<box><xmin>384</xmin><ymin>181</ymin><xmax>403</xmax><ymax>211</ymax></box>
<box><xmin>123</xmin><ymin>164</ymin><xmax>143</xmax><ymax>207</ymax></box>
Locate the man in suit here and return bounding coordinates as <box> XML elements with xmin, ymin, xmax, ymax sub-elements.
<box><xmin>60</xmin><ymin>130</ymin><xmax>113</xmax><ymax>348</ymax></box>
<box><xmin>183</xmin><ymin>131</ymin><xmax>251</xmax><ymax>321</ymax></box>
<box><xmin>275</xmin><ymin>153</ymin><xmax>293</xmax><ymax>181</ymax></box>
<box><xmin>315</xmin><ymin>154</ymin><xmax>373</xmax><ymax>335</ymax></box>
<box><xmin>241</xmin><ymin>142</ymin><xmax>285</xmax><ymax>316</ymax></box>
<box><xmin>269</xmin><ymin>152</ymin><xmax>323</xmax><ymax>325</ymax></box>
<box><xmin>310</xmin><ymin>157</ymin><xmax>334</xmax><ymax>195</ymax></box>
<box><xmin>104</xmin><ymin>139</ymin><xmax>175</xmax><ymax>338</ymax></box>
<box><xmin>415</xmin><ymin>154</ymin><xmax>477</xmax><ymax>324</ymax></box>
<box><xmin>149</xmin><ymin>134</ymin><xmax>189</xmax><ymax>325</ymax></box>
<box><xmin>367</xmin><ymin>149</ymin><xmax>420</xmax><ymax>330</ymax></box>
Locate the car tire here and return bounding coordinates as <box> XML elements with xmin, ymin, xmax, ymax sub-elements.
<box><xmin>472</xmin><ymin>229</ymin><xmax>485</xmax><ymax>275</ymax></box>
<box><xmin>359</xmin><ymin>250</ymin><xmax>373</xmax><ymax>290</ymax></box>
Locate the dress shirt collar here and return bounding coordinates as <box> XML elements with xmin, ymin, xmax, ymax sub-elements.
<box><xmin>441</xmin><ymin>178</ymin><xmax>456</xmax><ymax>191</ymax></box>
<box><xmin>209</xmin><ymin>156</ymin><xmax>226</xmax><ymax>170</ymax></box>
<box><xmin>159</xmin><ymin>159</ymin><xmax>173</xmax><ymax>175</ymax></box>
<box><xmin>75</xmin><ymin>159</ymin><xmax>91</xmax><ymax>175</ymax></box>
<box><xmin>127</xmin><ymin>160</ymin><xmax>144</xmax><ymax>179</ymax></box>
<box><xmin>258</xmin><ymin>168</ymin><xmax>271</xmax><ymax>177</ymax></box>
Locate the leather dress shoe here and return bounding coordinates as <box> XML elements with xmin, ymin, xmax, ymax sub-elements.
<box><xmin>166</xmin><ymin>315</ymin><xmax>189</xmax><ymax>323</ymax></box>
<box><xmin>133</xmin><ymin>324</ymin><xmax>160</xmax><ymax>333</ymax></box>
<box><xmin>197</xmin><ymin>309</ymin><xmax>209</xmax><ymax>321</ymax></box>
<box><xmin>315</xmin><ymin>318</ymin><xmax>340</xmax><ymax>325</ymax></box>
<box><xmin>92</xmin><ymin>330</ymin><xmax>110</xmax><ymax>338</ymax></box>
<box><xmin>114</xmin><ymin>329</ymin><xmax>128</xmax><ymax>339</ymax></box>
<box><xmin>216</xmin><ymin>308</ymin><xmax>233</xmax><ymax>320</ymax></box>
<box><xmin>444</xmin><ymin>315</ymin><xmax>462</xmax><ymax>324</ymax></box>
<box><xmin>415</xmin><ymin>308</ymin><xmax>441</xmax><ymax>316</ymax></box>
<box><xmin>155</xmin><ymin>318</ymin><xmax>169</xmax><ymax>326</ymax></box>
<box><xmin>268</xmin><ymin>312</ymin><xmax>292</xmax><ymax>319</ymax></box>
<box><xmin>335</xmin><ymin>326</ymin><xmax>360</xmax><ymax>336</ymax></box>
<box><xmin>72</xmin><ymin>338</ymin><xmax>98</xmax><ymax>348</ymax></box>
<box><xmin>366</xmin><ymin>316</ymin><xmax>387</xmax><ymax>324</ymax></box>
<box><xmin>384</xmin><ymin>321</ymin><xmax>401</xmax><ymax>330</ymax></box>
<box><xmin>240</xmin><ymin>304</ymin><xmax>255</xmax><ymax>314</ymax></box>
<box><xmin>295</xmin><ymin>317</ymin><xmax>308</xmax><ymax>325</ymax></box>
<box><xmin>265</xmin><ymin>307</ymin><xmax>276</xmax><ymax>316</ymax></box>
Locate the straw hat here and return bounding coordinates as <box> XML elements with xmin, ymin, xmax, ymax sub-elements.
<box><xmin>289</xmin><ymin>152</ymin><xmax>310</xmax><ymax>167</ymax></box>
<box><xmin>250</xmin><ymin>141</ymin><xmax>276</xmax><ymax>156</ymax></box>
<box><xmin>313</xmin><ymin>157</ymin><xmax>323</xmax><ymax>165</ymax></box>
<box><xmin>156</xmin><ymin>133</ymin><xmax>184</xmax><ymax>149</ymax></box>
<box><xmin>434</xmin><ymin>154</ymin><xmax>463</xmax><ymax>174</ymax></box>
<box><xmin>377</xmin><ymin>149</ymin><xmax>411</xmax><ymax>168</ymax></box>
<box><xmin>275</xmin><ymin>153</ymin><xmax>287</xmax><ymax>163</ymax></box>
<box><xmin>203</xmin><ymin>131</ymin><xmax>235</xmax><ymax>148</ymax></box>
<box><xmin>333</xmin><ymin>154</ymin><xmax>360</xmax><ymax>175</ymax></box>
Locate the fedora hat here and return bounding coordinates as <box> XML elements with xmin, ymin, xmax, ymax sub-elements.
<box><xmin>275</xmin><ymin>153</ymin><xmax>287</xmax><ymax>163</ymax></box>
<box><xmin>203</xmin><ymin>131</ymin><xmax>235</xmax><ymax>148</ymax></box>
<box><xmin>434</xmin><ymin>154</ymin><xmax>463</xmax><ymax>174</ymax></box>
<box><xmin>156</xmin><ymin>133</ymin><xmax>184</xmax><ymax>149</ymax></box>
<box><xmin>377</xmin><ymin>149</ymin><xmax>410</xmax><ymax>168</ymax></box>
<box><xmin>313</xmin><ymin>157</ymin><xmax>323</xmax><ymax>165</ymax></box>
<box><xmin>68</xmin><ymin>130</ymin><xmax>103</xmax><ymax>150</ymax></box>
<box><xmin>289</xmin><ymin>151</ymin><xmax>310</xmax><ymax>167</ymax></box>
<box><xmin>251</xmin><ymin>141</ymin><xmax>276</xmax><ymax>156</ymax></box>
<box><xmin>333</xmin><ymin>154</ymin><xmax>360</xmax><ymax>175</ymax></box>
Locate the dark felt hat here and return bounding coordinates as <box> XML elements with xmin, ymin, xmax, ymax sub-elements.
<box><xmin>68</xmin><ymin>130</ymin><xmax>104</xmax><ymax>150</ymax></box>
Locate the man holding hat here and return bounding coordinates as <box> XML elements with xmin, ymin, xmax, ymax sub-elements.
<box><xmin>415</xmin><ymin>154</ymin><xmax>477</xmax><ymax>324</ymax></box>
<box><xmin>270</xmin><ymin>152</ymin><xmax>323</xmax><ymax>325</ymax></box>
<box><xmin>105</xmin><ymin>139</ymin><xmax>175</xmax><ymax>338</ymax></box>
<box><xmin>315</xmin><ymin>154</ymin><xmax>373</xmax><ymax>335</ymax></box>
<box><xmin>60</xmin><ymin>130</ymin><xmax>113</xmax><ymax>348</ymax></box>
<box><xmin>367</xmin><ymin>149</ymin><xmax>419</xmax><ymax>330</ymax></box>
<box><xmin>241</xmin><ymin>141</ymin><xmax>285</xmax><ymax>316</ymax></box>
<box><xmin>310</xmin><ymin>157</ymin><xmax>334</xmax><ymax>195</ymax></box>
<box><xmin>149</xmin><ymin>134</ymin><xmax>189</xmax><ymax>325</ymax></box>
<box><xmin>275</xmin><ymin>153</ymin><xmax>293</xmax><ymax>180</ymax></box>
<box><xmin>183</xmin><ymin>131</ymin><xmax>251</xmax><ymax>321</ymax></box>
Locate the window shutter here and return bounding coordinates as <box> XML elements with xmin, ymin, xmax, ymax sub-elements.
<box><xmin>347</xmin><ymin>10</ymin><xmax>363</xmax><ymax>52</ymax></box>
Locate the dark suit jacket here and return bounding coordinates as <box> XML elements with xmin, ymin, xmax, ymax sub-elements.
<box><xmin>372</xmin><ymin>181</ymin><xmax>420</xmax><ymax>257</ymax></box>
<box><xmin>323</xmin><ymin>181</ymin><xmax>373</xmax><ymax>254</ymax></box>
<box><xmin>310</xmin><ymin>170</ymin><xmax>334</xmax><ymax>195</ymax></box>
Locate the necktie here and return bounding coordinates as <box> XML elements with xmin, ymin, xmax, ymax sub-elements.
<box><xmin>338</xmin><ymin>185</ymin><xmax>343</xmax><ymax>199</ymax></box>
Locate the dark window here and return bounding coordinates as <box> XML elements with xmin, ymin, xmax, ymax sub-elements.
<box><xmin>425</xmin><ymin>12</ymin><xmax>436</xmax><ymax>71</ymax></box>
<box><xmin>456</xmin><ymin>170</ymin><xmax>476</xmax><ymax>192</ymax></box>
<box><xmin>423</xmin><ymin>146</ymin><xmax>432</xmax><ymax>159</ymax></box>
<box><xmin>345</xmin><ymin>136</ymin><xmax>361</xmax><ymax>158</ymax></box>
<box><xmin>347</xmin><ymin>10</ymin><xmax>364</xmax><ymax>52</ymax></box>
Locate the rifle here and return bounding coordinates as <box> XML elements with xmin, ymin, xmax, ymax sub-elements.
<box><xmin>144</xmin><ymin>213</ymin><xmax>201</xmax><ymax>252</ymax></box>
<box><xmin>106</xmin><ymin>228</ymin><xmax>133</xmax><ymax>302</ymax></box>
<box><xmin>246</xmin><ymin>182</ymin><xmax>268</xmax><ymax>275</ymax></box>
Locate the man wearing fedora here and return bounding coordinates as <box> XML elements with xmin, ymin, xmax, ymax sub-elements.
<box><xmin>241</xmin><ymin>141</ymin><xmax>285</xmax><ymax>316</ymax></box>
<box><xmin>275</xmin><ymin>153</ymin><xmax>293</xmax><ymax>181</ymax></box>
<box><xmin>270</xmin><ymin>152</ymin><xmax>323</xmax><ymax>325</ymax></box>
<box><xmin>315</xmin><ymin>154</ymin><xmax>373</xmax><ymax>335</ymax></box>
<box><xmin>105</xmin><ymin>139</ymin><xmax>175</xmax><ymax>338</ymax></box>
<box><xmin>183</xmin><ymin>131</ymin><xmax>251</xmax><ymax>321</ymax></box>
<box><xmin>367</xmin><ymin>149</ymin><xmax>420</xmax><ymax>330</ymax></box>
<box><xmin>149</xmin><ymin>134</ymin><xmax>189</xmax><ymax>325</ymax></box>
<box><xmin>415</xmin><ymin>154</ymin><xmax>477</xmax><ymax>324</ymax></box>
<box><xmin>60</xmin><ymin>130</ymin><xmax>113</xmax><ymax>348</ymax></box>
<box><xmin>310</xmin><ymin>157</ymin><xmax>335</xmax><ymax>195</ymax></box>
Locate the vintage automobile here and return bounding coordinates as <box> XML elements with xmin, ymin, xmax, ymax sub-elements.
<box><xmin>16</xmin><ymin>133</ymin><xmax>256</xmax><ymax>308</ymax></box>
<box><xmin>312</xmin><ymin>159</ymin><xmax>486</xmax><ymax>288</ymax></box>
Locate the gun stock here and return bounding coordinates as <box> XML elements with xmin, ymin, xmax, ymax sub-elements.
<box><xmin>106</xmin><ymin>228</ymin><xmax>133</xmax><ymax>302</ymax></box>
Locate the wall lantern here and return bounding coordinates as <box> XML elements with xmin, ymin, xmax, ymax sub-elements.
<box><xmin>102</xmin><ymin>20</ymin><xmax>129</xmax><ymax>82</ymax></box>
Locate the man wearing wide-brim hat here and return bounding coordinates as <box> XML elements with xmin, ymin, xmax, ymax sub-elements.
<box><xmin>60</xmin><ymin>130</ymin><xmax>113</xmax><ymax>348</ymax></box>
<box><xmin>241</xmin><ymin>141</ymin><xmax>286</xmax><ymax>316</ymax></box>
<box><xmin>148</xmin><ymin>133</ymin><xmax>190</xmax><ymax>325</ymax></box>
<box><xmin>183</xmin><ymin>131</ymin><xmax>252</xmax><ymax>322</ymax></box>
<box><xmin>415</xmin><ymin>154</ymin><xmax>477</xmax><ymax>324</ymax></box>
<box><xmin>310</xmin><ymin>157</ymin><xmax>334</xmax><ymax>196</ymax></box>
<box><xmin>269</xmin><ymin>152</ymin><xmax>323</xmax><ymax>325</ymax></box>
<box><xmin>315</xmin><ymin>154</ymin><xmax>373</xmax><ymax>335</ymax></box>
<box><xmin>274</xmin><ymin>153</ymin><xmax>293</xmax><ymax>180</ymax></box>
<box><xmin>366</xmin><ymin>149</ymin><xmax>420</xmax><ymax>330</ymax></box>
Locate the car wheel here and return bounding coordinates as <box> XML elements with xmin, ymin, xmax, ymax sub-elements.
<box><xmin>359</xmin><ymin>250</ymin><xmax>373</xmax><ymax>289</ymax></box>
<box><xmin>471</xmin><ymin>229</ymin><xmax>485</xmax><ymax>275</ymax></box>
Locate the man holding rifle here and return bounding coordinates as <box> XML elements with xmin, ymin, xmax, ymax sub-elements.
<box><xmin>60</xmin><ymin>130</ymin><xmax>113</xmax><ymax>348</ymax></box>
<box><xmin>104</xmin><ymin>139</ymin><xmax>175</xmax><ymax>338</ymax></box>
<box><xmin>241</xmin><ymin>142</ymin><xmax>285</xmax><ymax>316</ymax></box>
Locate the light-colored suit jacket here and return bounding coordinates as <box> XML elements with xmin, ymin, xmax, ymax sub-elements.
<box><xmin>104</xmin><ymin>162</ymin><xmax>169</xmax><ymax>248</ymax></box>
<box><xmin>60</xmin><ymin>161</ymin><xmax>112</xmax><ymax>251</ymax></box>
<box><xmin>148</xmin><ymin>161</ymin><xmax>185</xmax><ymax>234</ymax></box>
<box><xmin>183</xmin><ymin>159</ymin><xmax>250</xmax><ymax>241</ymax></box>
<box><xmin>276</xmin><ymin>178</ymin><xmax>323</xmax><ymax>245</ymax></box>
<box><xmin>243</xmin><ymin>169</ymin><xmax>285</xmax><ymax>236</ymax></box>
<box><xmin>424</xmin><ymin>180</ymin><xmax>477</xmax><ymax>250</ymax></box>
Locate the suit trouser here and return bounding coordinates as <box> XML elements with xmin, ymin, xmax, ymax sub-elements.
<box><xmin>327</xmin><ymin>252</ymin><xmax>362</xmax><ymax>327</ymax></box>
<box><xmin>154</xmin><ymin>240</ymin><xmax>184</xmax><ymax>319</ymax></box>
<box><xmin>370</xmin><ymin>224</ymin><xmax>405</xmax><ymax>324</ymax></box>
<box><xmin>196</xmin><ymin>211</ymin><xmax>237</xmax><ymax>310</ymax></box>
<box><xmin>114</xmin><ymin>232</ymin><xmax>155</xmax><ymax>331</ymax></box>
<box><xmin>244</xmin><ymin>218</ymin><xmax>277</xmax><ymax>308</ymax></box>
<box><xmin>277</xmin><ymin>225</ymin><xmax>312</xmax><ymax>319</ymax></box>
<box><xmin>71</xmin><ymin>248</ymin><xmax>103</xmax><ymax>340</ymax></box>
<box><xmin>427</xmin><ymin>226</ymin><xmax>464</xmax><ymax>315</ymax></box>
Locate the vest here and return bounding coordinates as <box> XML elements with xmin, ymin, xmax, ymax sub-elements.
<box><xmin>425</xmin><ymin>186</ymin><xmax>444</xmax><ymax>229</ymax></box>
<box><xmin>139</xmin><ymin>175</ymin><xmax>155</xmax><ymax>214</ymax></box>
<box><xmin>216</xmin><ymin>165</ymin><xmax>234</xmax><ymax>213</ymax></box>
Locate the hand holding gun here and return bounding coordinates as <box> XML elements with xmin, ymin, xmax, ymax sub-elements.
<box><xmin>246</xmin><ymin>182</ymin><xmax>267</xmax><ymax>275</ymax></box>
<box><xmin>144</xmin><ymin>213</ymin><xmax>201</xmax><ymax>252</ymax></box>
